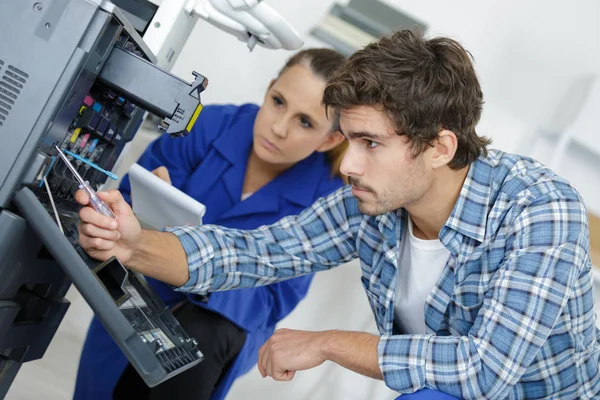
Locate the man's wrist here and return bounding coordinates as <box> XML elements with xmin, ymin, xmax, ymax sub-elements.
<box><xmin>319</xmin><ymin>330</ymin><xmax>340</xmax><ymax>361</ymax></box>
<box><xmin>128</xmin><ymin>229</ymin><xmax>149</xmax><ymax>270</ymax></box>
<box><xmin>127</xmin><ymin>229</ymin><xmax>190</xmax><ymax>287</ymax></box>
<box><xmin>318</xmin><ymin>330</ymin><xmax>384</xmax><ymax>380</ymax></box>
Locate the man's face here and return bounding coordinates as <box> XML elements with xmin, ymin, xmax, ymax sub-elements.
<box><xmin>339</xmin><ymin>106</ymin><xmax>433</xmax><ymax>216</ymax></box>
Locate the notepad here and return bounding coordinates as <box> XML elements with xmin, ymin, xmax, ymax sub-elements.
<box><xmin>128</xmin><ymin>163</ymin><xmax>206</xmax><ymax>230</ymax></box>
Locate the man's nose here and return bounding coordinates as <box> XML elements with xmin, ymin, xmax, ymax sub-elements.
<box><xmin>340</xmin><ymin>146</ymin><xmax>363</xmax><ymax>178</ymax></box>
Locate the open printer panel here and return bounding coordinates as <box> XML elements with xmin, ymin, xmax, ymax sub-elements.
<box><xmin>0</xmin><ymin>0</ymin><xmax>208</xmax><ymax>395</ymax></box>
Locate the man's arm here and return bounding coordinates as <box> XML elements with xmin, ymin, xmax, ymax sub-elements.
<box><xmin>77</xmin><ymin>190</ymin><xmax>191</xmax><ymax>286</ymax></box>
<box><xmin>77</xmin><ymin>186</ymin><xmax>361</xmax><ymax>293</ymax></box>
<box><xmin>163</xmin><ymin>186</ymin><xmax>360</xmax><ymax>294</ymax></box>
<box><xmin>257</xmin><ymin>329</ymin><xmax>383</xmax><ymax>381</ymax></box>
<box><xmin>129</xmin><ymin>230</ymin><xmax>189</xmax><ymax>286</ymax></box>
<box><xmin>255</xmin><ymin>191</ymin><xmax>590</xmax><ymax>398</ymax></box>
<box><xmin>324</xmin><ymin>331</ymin><xmax>383</xmax><ymax>379</ymax></box>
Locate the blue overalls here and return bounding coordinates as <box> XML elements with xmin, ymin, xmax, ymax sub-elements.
<box><xmin>74</xmin><ymin>104</ymin><xmax>344</xmax><ymax>400</ymax></box>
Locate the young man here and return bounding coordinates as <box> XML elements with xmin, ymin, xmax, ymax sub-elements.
<box><xmin>77</xmin><ymin>30</ymin><xmax>600</xmax><ymax>399</ymax></box>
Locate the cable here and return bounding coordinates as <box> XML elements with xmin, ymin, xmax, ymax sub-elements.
<box><xmin>43</xmin><ymin>176</ymin><xmax>64</xmax><ymax>234</ymax></box>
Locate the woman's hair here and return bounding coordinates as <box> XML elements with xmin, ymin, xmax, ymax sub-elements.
<box><xmin>277</xmin><ymin>48</ymin><xmax>348</xmax><ymax>180</ymax></box>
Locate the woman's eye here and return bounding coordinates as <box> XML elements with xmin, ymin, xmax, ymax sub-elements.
<box><xmin>366</xmin><ymin>140</ymin><xmax>379</xmax><ymax>149</ymax></box>
<box><xmin>299</xmin><ymin>117</ymin><xmax>312</xmax><ymax>129</ymax></box>
<box><xmin>272</xmin><ymin>96</ymin><xmax>284</xmax><ymax>106</ymax></box>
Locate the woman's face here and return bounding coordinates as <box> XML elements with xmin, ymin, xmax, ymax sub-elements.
<box><xmin>252</xmin><ymin>64</ymin><xmax>340</xmax><ymax>166</ymax></box>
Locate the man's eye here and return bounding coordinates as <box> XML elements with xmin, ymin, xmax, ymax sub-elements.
<box><xmin>366</xmin><ymin>140</ymin><xmax>379</xmax><ymax>149</ymax></box>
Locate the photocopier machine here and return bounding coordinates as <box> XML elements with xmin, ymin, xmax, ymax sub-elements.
<box><xmin>0</xmin><ymin>0</ymin><xmax>302</xmax><ymax>396</ymax></box>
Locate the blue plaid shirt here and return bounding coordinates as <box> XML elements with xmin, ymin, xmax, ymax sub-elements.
<box><xmin>168</xmin><ymin>150</ymin><xmax>600</xmax><ymax>399</ymax></box>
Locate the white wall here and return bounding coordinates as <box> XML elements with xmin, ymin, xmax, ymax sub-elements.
<box><xmin>383</xmin><ymin>0</ymin><xmax>600</xmax><ymax>153</ymax></box>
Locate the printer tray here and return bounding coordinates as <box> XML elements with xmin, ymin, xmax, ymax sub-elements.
<box><xmin>13</xmin><ymin>187</ymin><xmax>203</xmax><ymax>387</ymax></box>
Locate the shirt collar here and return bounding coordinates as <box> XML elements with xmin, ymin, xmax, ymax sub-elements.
<box><xmin>375</xmin><ymin>208</ymin><xmax>406</xmax><ymax>247</ymax></box>
<box><xmin>373</xmin><ymin>155</ymin><xmax>494</xmax><ymax>260</ymax></box>
<box><xmin>442</xmin><ymin>154</ymin><xmax>494</xmax><ymax>244</ymax></box>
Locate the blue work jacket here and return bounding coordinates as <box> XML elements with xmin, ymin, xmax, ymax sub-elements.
<box><xmin>74</xmin><ymin>104</ymin><xmax>344</xmax><ymax>400</ymax></box>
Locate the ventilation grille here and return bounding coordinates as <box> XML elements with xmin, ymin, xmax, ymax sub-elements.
<box><xmin>0</xmin><ymin>61</ymin><xmax>29</xmax><ymax>127</ymax></box>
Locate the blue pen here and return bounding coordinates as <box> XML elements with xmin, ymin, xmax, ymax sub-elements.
<box><xmin>63</xmin><ymin>148</ymin><xmax>118</xmax><ymax>181</ymax></box>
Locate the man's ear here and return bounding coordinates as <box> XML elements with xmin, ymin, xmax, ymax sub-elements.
<box><xmin>316</xmin><ymin>132</ymin><xmax>345</xmax><ymax>152</ymax></box>
<box><xmin>431</xmin><ymin>129</ymin><xmax>458</xmax><ymax>169</ymax></box>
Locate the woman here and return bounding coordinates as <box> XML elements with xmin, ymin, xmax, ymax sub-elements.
<box><xmin>74</xmin><ymin>48</ymin><xmax>347</xmax><ymax>400</ymax></box>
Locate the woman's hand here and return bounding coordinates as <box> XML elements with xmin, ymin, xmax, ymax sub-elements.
<box><xmin>152</xmin><ymin>166</ymin><xmax>171</xmax><ymax>184</ymax></box>
<box><xmin>76</xmin><ymin>189</ymin><xmax>142</xmax><ymax>264</ymax></box>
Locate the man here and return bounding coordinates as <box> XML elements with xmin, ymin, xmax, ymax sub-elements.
<box><xmin>77</xmin><ymin>30</ymin><xmax>600</xmax><ymax>399</ymax></box>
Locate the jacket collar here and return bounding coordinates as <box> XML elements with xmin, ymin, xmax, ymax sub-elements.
<box><xmin>212</xmin><ymin>116</ymin><xmax>336</xmax><ymax>219</ymax></box>
<box><xmin>219</xmin><ymin>152</ymin><xmax>334</xmax><ymax>220</ymax></box>
<box><xmin>278</xmin><ymin>152</ymin><xmax>332</xmax><ymax>208</ymax></box>
<box><xmin>210</xmin><ymin>107</ymin><xmax>334</xmax><ymax>209</ymax></box>
<box><xmin>212</xmin><ymin>110</ymin><xmax>255</xmax><ymax>166</ymax></box>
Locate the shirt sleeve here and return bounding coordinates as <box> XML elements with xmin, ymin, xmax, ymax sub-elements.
<box><xmin>263</xmin><ymin>175</ymin><xmax>346</xmax><ymax>324</ymax></box>
<box><xmin>377</xmin><ymin>190</ymin><xmax>590</xmax><ymax>399</ymax></box>
<box><xmin>166</xmin><ymin>186</ymin><xmax>360</xmax><ymax>295</ymax></box>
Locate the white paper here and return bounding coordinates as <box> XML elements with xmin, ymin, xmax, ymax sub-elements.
<box><xmin>128</xmin><ymin>163</ymin><xmax>206</xmax><ymax>230</ymax></box>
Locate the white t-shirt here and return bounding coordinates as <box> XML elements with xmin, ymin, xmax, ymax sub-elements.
<box><xmin>394</xmin><ymin>216</ymin><xmax>450</xmax><ymax>334</ymax></box>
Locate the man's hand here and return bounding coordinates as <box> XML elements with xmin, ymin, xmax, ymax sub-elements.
<box><xmin>258</xmin><ymin>329</ymin><xmax>328</xmax><ymax>381</ymax></box>
<box><xmin>76</xmin><ymin>189</ymin><xmax>189</xmax><ymax>286</ymax></box>
<box><xmin>258</xmin><ymin>329</ymin><xmax>383</xmax><ymax>382</ymax></box>
<box><xmin>152</xmin><ymin>166</ymin><xmax>171</xmax><ymax>184</ymax></box>
<box><xmin>76</xmin><ymin>189</ymin><xmax>142</xmax><ymax>264</ymax></box>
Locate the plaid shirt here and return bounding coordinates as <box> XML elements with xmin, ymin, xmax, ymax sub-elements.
<box><xmin>168</xmin><ymin>150</ymin><xmax>600</xmax><ymax>399</ymax></box>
